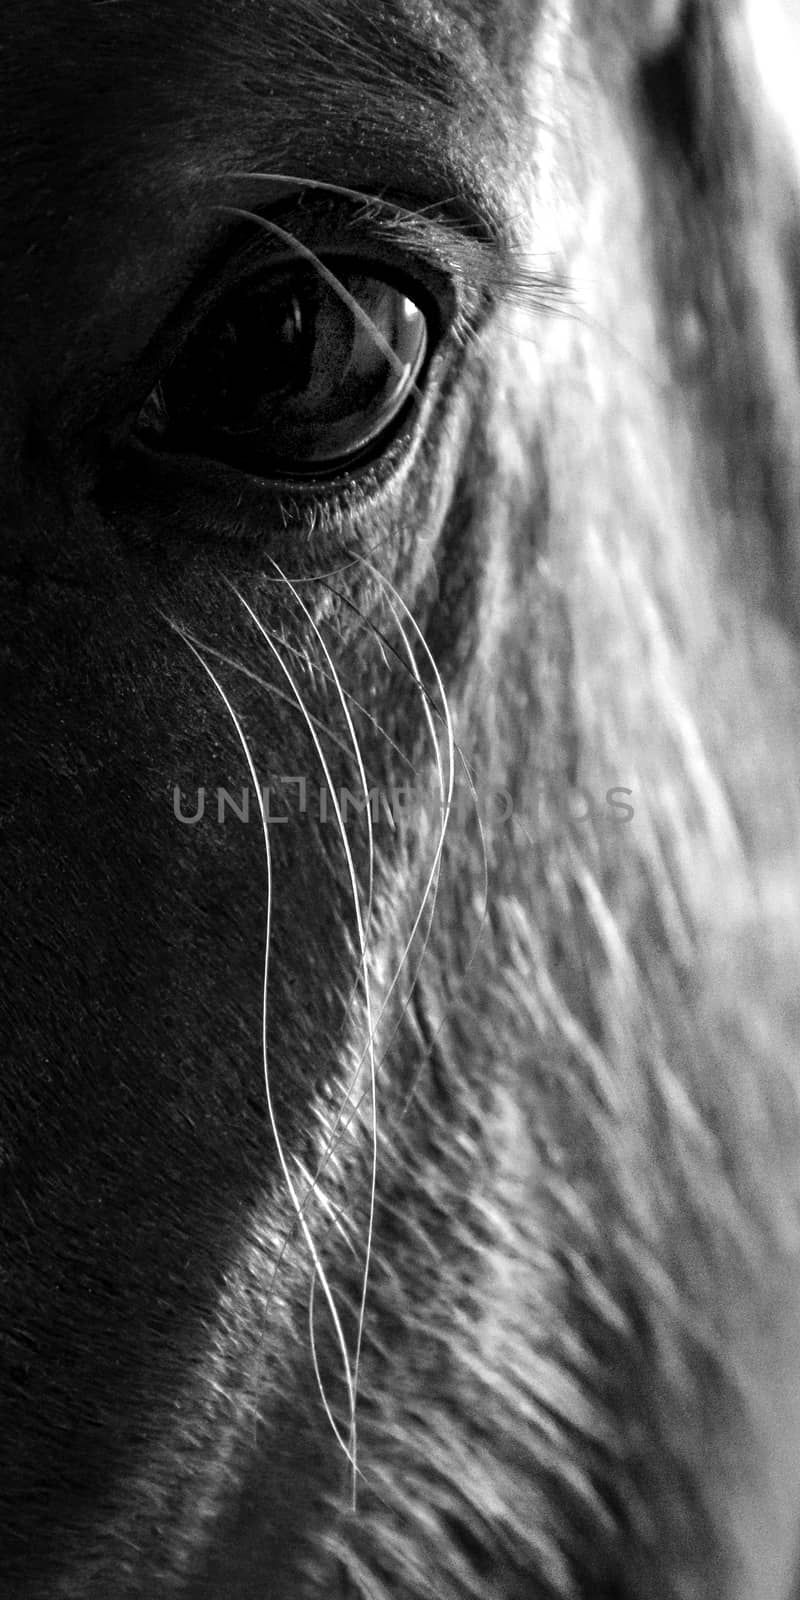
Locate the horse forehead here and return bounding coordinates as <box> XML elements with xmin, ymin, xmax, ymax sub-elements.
<box><xmin>1</xmin><ymin>0</ymin><xmax>543</xmax><ymax>98</ymax></box>
<box><xmin>0</xmin><ymin>0</ymin><xmax>541</xmax><ymax>229</ymax></box>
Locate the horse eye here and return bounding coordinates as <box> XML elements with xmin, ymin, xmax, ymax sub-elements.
<box><xmin>135</xmin><ymin>263</ymin><xmax>429</xmax><ymax>478</ymax></box>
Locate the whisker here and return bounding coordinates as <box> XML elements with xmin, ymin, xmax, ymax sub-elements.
<box><xmin>162</xmin><ymin>613</ymin><xmax>358</xmax><ymax>1473</ymax></box>
<box><xmin>269</xmin><ymin>570</ymin><xmax>380</xmax><ymax>992</ymax></box>
<box><xmin>182</xmin><ymin>623</ymin><xmax>410</xmax><ymax>771</ymax></box>
<box><xmin>292</xmin><ymin>577</ymin><xmax>453</xmax><ymax>1188</ymax></box>
<box><xmin>289</xmin><ymin>585</ymin><xmax>447</xmax><ymax>1112</ymax></box>
<box><xmin>396</xmin><ymin>745</ymin><xmax>490</xmax><ymax>1123</ymax></box>
<box><xmin>199</xmin><ymin>625</ymin><xmax>426</xmax><ymax>1377</ymax></box>
<box><xmin>228</xmin><ymin>582</ymin><xmax>376</xmax><ymax>1496</ymax></box>
<box><xmin>318</xmin><ymin>582</ymin><xmax>490</xmax><ymax>1117</ymax></box>
<box><xmin>271</xmin><ymin>625</ymin><xmax>413</xmax><ymax>770</ymax></box>
<box><xmin>245</xmin><ymin>543</ymin><xmax>387</xmax><ymax>589</ymax></box>
<box><xmin>269</xmin><ymin>558</ymin><xmax>380</xmax><ymax>1484</ymax></box>
<box><xmin>291</xmin><ymin>1154</ymin><xmax>359</xmax><ymax>1261</ymax></box>
<box><xmin>361</xmin><ymin>561</ymin><xmax>455</xmax><ymax>1040</ymax></box>
<box><xmin>175</xmin><ymin>631</ymin><xmax>360</xmax><ymax>768</ymax></box>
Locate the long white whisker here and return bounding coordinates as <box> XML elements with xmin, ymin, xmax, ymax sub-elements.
<box><xmin>295</xmin><ymin>578</ymin><xmax>452</xmax><ymax>1201</ymax></box>
<box><xmin>285</xmin><ymin>584</ymin><xmax>442</xmax><ymax>1123</ymax></box>
<box><xmin>175</xmin><ymin>630</ymin><xmax>361</xmax><ymax>768</ymax></box>
<box><xmin>291</xmin><ymin>1154</ymin><xmax>359</xmax><ymax>1260</ymax></box>
<box><xmin>164</xmin><ymin>616</ymin><xmax>358</xmax><ymax>1471</ymax></box>
<box><xmin>269</xmin><ymin>558</ymin><xmax>379</xmax><ymax>1486</ymax></box>
<box><xmin>179</xmin><ymin>625</ymin><xmax>417</xmax><ymax>779</ymax></box>
<box><xmin>368</xmin><ymin>584</ymin><xmax>491</xmax><ymax>1117</ymax></box>
<box><xmin>319</xmin><ymin>578</ymin><xmax>490</xmax><ymax>1119</ymax></box>
<box><xmin>228</xmin><ymin>582</ymin><xmax>374</xmax><ymax>1498</ymax></box>
<box><xmin>182</xmin><ymin>635</ymin><xmax>420</xmax><ymax>1363</ymax></box>
<box><xmin>272</xmin><ymin>626</ymin><xmax>413</xmax><ymax>771</ymax></box>
<box><xmin>326</xmin><ymin>570</ymin><xmax>454</xmax><ymax>1043</ymax></box>
<box><xmin>364</xmin><ymin>563</ymin><xmax>455</xmax><ymax>1036</ymax></box>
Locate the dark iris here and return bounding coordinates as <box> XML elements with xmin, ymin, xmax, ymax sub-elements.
<box><xmin>137</xmin><ymin>263</ymin><xmax>429</xmax><ymax>478</ymax></box>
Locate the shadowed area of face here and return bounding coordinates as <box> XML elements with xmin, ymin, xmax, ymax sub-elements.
<box><xmin>0</xmin><ymin>1</ymin><xmax>551</xmax><ymax>1592</ymax></box>
<box><xmin>3</xmin><ymin>2</ymin><xmax>800</xmax><ymax>1598</ymax></box>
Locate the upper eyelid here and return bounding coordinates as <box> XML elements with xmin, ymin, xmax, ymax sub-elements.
<box><xmin>122</xmin><ymin>202</ymin><xmax>463</xmax><ymax>416</ymax></box>
<box><xmin>216</xmin><ymin>174</ymin><xmax>510</xmax><ymax>295</ymax></box>
<box><xmin>213</xmin><ymin>179</ymin><xmax>571</xmax><ymax>320</ymax></box>
<box><xmin>204</xmin><ymin>194</ymin><xmax>467</xmax><ymax>313</ymax></box>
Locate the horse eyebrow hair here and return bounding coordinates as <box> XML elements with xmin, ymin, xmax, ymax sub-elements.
<box><xmin>356</xmin><ymin>190</ymin><xmax>514</xmax><ymax>268</ymax></box>
<box><xmin>361</xmin><ymin>199</ymin><xmax>562</xmax><ymax>311</ymax></box>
